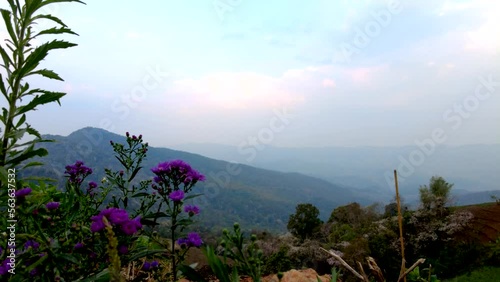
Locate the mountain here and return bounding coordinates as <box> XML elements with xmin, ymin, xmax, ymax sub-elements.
<box><xmin>172</xmin><ymin>143</ymin><xmax>500</xmax><ymax>202</ymax></box>
<box><xmin>21</xmin><ymin>127</ymin><xmax>369</xmax><ymax>233</ymax></box>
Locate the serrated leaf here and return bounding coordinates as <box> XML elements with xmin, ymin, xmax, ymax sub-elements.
<box><xmin>0</xmin><ymin>46</ymin><xmax>13</xmax><ymax>70</ymax></box>
<box><xmin>16</xmin><ymin>91</ymin><xmax>66</xmax><ymax>116</ymax></box>
<box><xmin>7</xmin><ymin>147</ymin><xmax>48</xmax><ymax>167</ymax></box>
<box><xmin>27</xmin><ymin>69</ymin><xmax>63</xmax><ymax>81</ymax></box>
<box><xmin>35</xmin><ymin>27</ymin><xmax>78</xmax><ymax>37</ymax></box>
<box><xmin>31</xmin><ymin>14</ymin><xmax>66</xmax><ymax>27</ymax></box>
<box><xmin>15</xmin><ymin>114</ymin><xmax>26</xmax><ymax>128</ymax></box>
<box><xmin>14</xmin><ymin>40</ymin><xmax>77</xmax><ymax>79</ymax></box>
<box><xmin>0</xmin><ymin>9</ymin><xmax>17</xmax><ymax>46</ymax></box>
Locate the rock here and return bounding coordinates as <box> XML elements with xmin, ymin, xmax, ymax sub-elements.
<box><xmin>182</xmin><ymin>268</ymin><xmax>333</xmax><ymax>282</ymax></box>
<box><xmin>260</xmin><ymin>269</ymin><xmax>333</xmax><ymax>282</ymax></box>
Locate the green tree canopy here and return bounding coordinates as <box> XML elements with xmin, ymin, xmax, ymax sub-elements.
<box><xmin>287</xmin><ymin>203</ymin><xmax>322</xmax><ymax>241</ymax></box>
<box><xmin>419</xmin><ymin>176</ymin><xmax>453</xmax><ymax>214</ymax></box>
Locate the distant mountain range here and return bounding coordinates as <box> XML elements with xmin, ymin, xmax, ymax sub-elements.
<box><xmin>21</xmin><ymin>127</ymin><xmax>499</xmax><ymax>232</ymax></box>
<box><xmin>21</xmin><ymin>127</ymin><xmax>372</xmax><ymax>233</ymax></box>
<box><xmin>172</xmin><ymin>142</ymin><xmax>500</xmax><ymax>204</ymax></box>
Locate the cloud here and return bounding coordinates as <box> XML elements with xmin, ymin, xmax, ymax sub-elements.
<box><xmin>322</xmin><ymin>78</ymin><xmax>336</xmax><ymax>88</ymax></box>
<box><xmin>171</xmin><ymin>71</ymin><xmax>305</xmax><ymax>112</ymax></box>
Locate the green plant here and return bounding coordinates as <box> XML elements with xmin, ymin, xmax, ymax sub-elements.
<box><xmin>263</xmin><ymin>245</ymin><xmax>292</xmax><ymax>274</ymax></box>
<box><xmin>199</xmin><ymin>223</ymin><xmax>263</xmax><ymax>282</ymax></box>
<box><xmin>288</xmin><ymin>203</ymin><xmax>323</xmax><ymax>242</ymax></box>
<box><xmin>0</xmin><ymin>0</ymin><xmax>84</xmax><ymax>187</ymax></box>
<box><xmin>318</xmin><ymin>267</ymin><xmax>340</xmax><ymax>282</ymax></box>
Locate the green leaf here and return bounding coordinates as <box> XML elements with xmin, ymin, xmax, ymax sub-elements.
<box><xmin>6</xmin><ymin>147</ymin><xmax>48</xmax><ymax>167</ymax></box>
<box><xmin>184</xmin><ymin>193</ymin><xmax>203</xmax><ymax>201</ymax></box>
<box><xmin>15</xmin><ymin>114</ymin><xmax>26</xmax><ymax>128</ymax></box>
<box><xmin>0</xmin><ymin>46</ymin><xmax>12</xmax><ymax>67</ymax></box>
<box><xmin>16</xmin><ymin>91</ymin><xmax>66</xmax><ymax>116</ymax></box>
<box><xmin>179</xmin><ymin>264</ymin><xmax>208</xmax><ymax>282</ymax></box>
<box><xmin>0</xmin><ymin>73</ymin><xmax>10</xmax><ymax>100</ymax></box>
<box><xmin>74</xmin><ymin>269</ymin><xmax>110</xmax><ymax>282</ymax></box>
<box><xmin>23</xmin><ymin>161</ymin><xmax>44</xmax><ymax>168</ymax></box>
<box><xmin>26</xmin><ymin>69</ymin><xmax>64</xmax><ymax>81</ymax></box>
<box><xmin>57</xmin><ymin>253</ymin><xmax>80</xmax><ymax>264</ymax></box>
<box><xmin>31</xmin><ymin>14</ymin><xmax>67</xmax><ymax>27</ymax></box>
<box><xmin>0</xmin><ymin>9</ymin><xmax>17</xmax><ymax>46</ymax></box>
<box><xmin>14</xmin><ymin>40</ymin><xmax>77</xmax><ymax>79</ymax></box>
<box><xmin>35</xmin><ymin>27</ymin><xmax>78</xmax><ymax>37</ymax></box>
<box><xmin>125</xmin><ymin>249</ymin><xmax>168</xmax><ymax>263</ymax></box>
<box><xmin>132</xmin><ymin>192</ymin><xmax>150</xmax><ymax>198</ymax></box>
<box><xmin>128</xmin><ymin>166</ymin><xmax>142</xmax><ymax>182</ymax></box>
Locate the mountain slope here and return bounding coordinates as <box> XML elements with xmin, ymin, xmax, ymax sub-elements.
<box><xmin>22</xmin><ymin>127</ymin><xmax>367</xmax><ymax>232</ymax></box>
<box><xmin>173</xmin><ymin>143</ymin><xmax>500</xmax><ymax>201</ymax></box>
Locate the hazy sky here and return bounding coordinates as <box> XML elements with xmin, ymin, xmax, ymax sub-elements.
<box><xmin>1</xmin><ymin>0</ymin><xmax>499</xmax><ymax>148</ymax></box>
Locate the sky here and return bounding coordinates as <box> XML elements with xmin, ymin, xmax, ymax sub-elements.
<box><xmin>0</xmin><ymin>0</ymin><xmax>499</xmax><ymax>148</ymax></box>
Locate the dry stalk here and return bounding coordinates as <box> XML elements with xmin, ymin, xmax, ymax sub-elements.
<box><xmin>320</xmin><ymin>247</ymin><xmax>367</xmax><ymax>281</ymax></box>
<box><xmin>366</xmin><ymin>257</ymin><xmax>384</xmax><ymax>282</ymax></box>
<box><xmin>397</xmin><ymin>258</ymin><xmax>426</xmax><ymax>282</ymax></box>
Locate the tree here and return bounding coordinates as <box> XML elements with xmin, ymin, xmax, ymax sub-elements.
<box><xmin>287</xmin><ymin>203</ymin><xmax>322</xmax><ymax>241</ymax></box>
<box><xmin>418</xmin><ymin>176</ymin><xmax>453</xmax><ymax>215</ymax></box>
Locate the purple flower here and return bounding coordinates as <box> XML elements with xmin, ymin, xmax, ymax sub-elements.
<box><xmin>90</xmin><ymin>208</ymin><xmax>142</xmax><ymax>235</ymax></box>
<box><xmin>121</xmin><ymin>217</ymin><xmax>142</xmax><ymax>235</ymax></box>
<box><xmin>177</xmin><ymin>232</ymin><xmax>203</xmax><ymax>247</ymax></box>
<box><xmin>0</xmin><ymin>259</ymin><xmax>12</xmax><ymax>275</ymax></box>
<box><xmin>187</xmin><ymin>232</ymin><xmax>203</xmax><ymax>247</ymax></box>
<box><xmin>90</xmin><ymin>217</ymin><xmax>105</xmax><ymax>233</ymax></box>
<box><xmin>142</xmin><ymin>261</ymin><xmax>151</xmax><ymax>271</ymax></box>
<box><xmin>88</xmin><ymin>181</ymin><xmax>97</xmax><ymax>189</ymax></box>
<box><xmin>151</xmin><ymin>160</ymin><xmax>205</xmax><ymax>186</ymax></box>
<box><xmin>24</xmin><ymin>240</ymin><xmax>40</xmax><ymax>250</ymax></box>
<box><xmin>74</xmin><ymin>242</ymin><xmax>84</xmax><ymax>250</ymax></box>
<box><xmin>151</xmin><ymin>260</ymin><xmax>159</xmax><ymax>268</ymax></box>
<box><xmin>65</xmin><ymin>161</ymin><xmax>93</xmax><ymax>184</ymax></box>
<box><xmin>142</xmin><ymin>260</ymin><xmax>159</xmax><ymax>271</ymax></box>
<box><xmin>15</xmin><ymin>187</ymin><xmax>32</xmax><ymax>197</ymax></box>
<box><xmin>169</xmin><ymin>190</ymin><xmax>184</xmax><ymax>202</ymax></box>
<box><xmin>184</xmin><ymin>205</ymin><xmax>200</xmax><ymax>216</ymax></box>
<box><xmin>46</xmin><ymin>202</ymin><xmax>60</xmax><ymax>210</ymax></box>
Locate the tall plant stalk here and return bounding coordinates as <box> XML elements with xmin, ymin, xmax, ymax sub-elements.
<box><xmin>0</xmin><ymin>0</ymin><xmax>84</xmax><ymax>188</ymax></box>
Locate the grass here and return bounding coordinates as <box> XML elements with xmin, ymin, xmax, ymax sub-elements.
<box><xmin>444</xmin><ymin>266</ymin><xmax>500</xmax><ymax>282</ymax></box>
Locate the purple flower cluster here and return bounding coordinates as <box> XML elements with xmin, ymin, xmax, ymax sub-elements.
<box><xmin>15</xmin><ymin>187</ymin><xmax>32</xmax><ymax>198</ymax></box>
<box><xmin>177</xmin><ymin>232</ymin><xmax>203</xmax><ymax>248</ymax></box>
<box><xmin>142</xmin><ymin>260</ymin><xmax>159</xmax><ymax>271</ymax></box>
<box><xmin>74</xmin><ymin>242</ymin><xmax>84</xmax><ymax>250</ymax></box>
<box><xmin>0</xmin><ymin>259</ymin><xmax>12</xmax><ymax>276</ymax></box>
<box><xmin>46</xmin><ymin>202</ymin><xmax>60</xmax><ymax>210</ymax></box>
<box><xmin>65</xmin><ymin>161</ymin><xmax>93</xmax><ymax>184</ymax></box>
<box><xmin>151</xmin><ymin>160</ymin><xmax>205</xmax><ymax>186</ymax></box>
<box><xmin>86</xmin><ymin>181</ymin><xmax>98</xmax><ymax>197</ymax></box>
<box><xmin>90</xmin><ymin>208</ymin><xmax>142</xmax><ymax>235</ymax></box>
<box><xmin>169</xmin><ymin>190</ymin><xmax>184</xmax><ymax>202</ymax></box>
<box><xmin>24</xmin><ymin>240</ymin><xmax>40</xmax><ymax>250</ymax></box>
<box><xmin>184</xmin><ymin>205</ymin><xmax>200</xmax><ymax>216</ymax></box>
